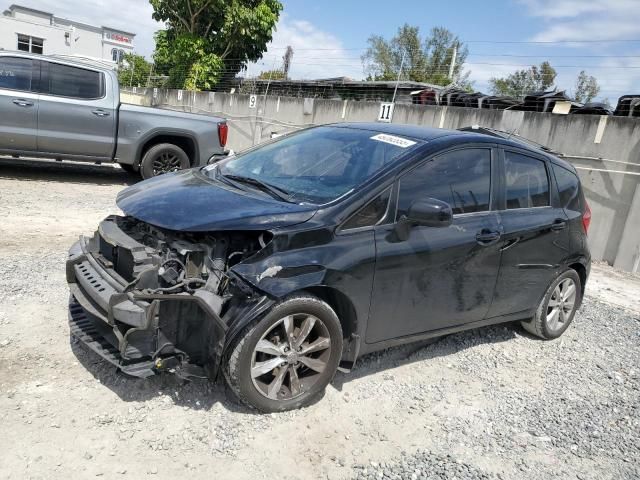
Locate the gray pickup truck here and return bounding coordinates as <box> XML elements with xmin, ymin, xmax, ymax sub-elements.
<box><xmin>0</xmin><ymin>52</ymin><xmax>228</xmax><ymax>178</ymax></box>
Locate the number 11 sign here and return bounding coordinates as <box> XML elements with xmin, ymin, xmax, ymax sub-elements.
<box><xmin>378</xmin><ymin>102</ymin><xmax>394</xmax><ymax>123</ymax></box>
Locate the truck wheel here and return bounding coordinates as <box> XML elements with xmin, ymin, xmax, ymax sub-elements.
<box><xmin>223</xmin><ymin>294</ymin><xmax>343</xmax><ymax>413</ymax></box>
<box><xmin>140</xmin><ymin>143</ymin><xmax>190</xmax><ymax>179</ymax></box>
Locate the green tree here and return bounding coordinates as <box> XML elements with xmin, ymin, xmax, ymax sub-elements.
<box><xmin>574</xmin><ymin>70</ymin><xmax>600</xmax><ymax>103</ymax></box>
<box><xmin>361</xmin><ymin>24</ymin><xmax>471</xmax><ymax>88</ymax></box>
<box><xmin>151</xmin><ymin>0</ymin><xmax>282</xmax><ymax>90</ymax></box>
<box><xmin>117</xmin><ymin>53</ymin><xmax>154</xmax><ymax>87</ymax></box>
<box><xmin>489</xmin><ymin>61</ymin><xmax>557</xmax><ymax>97</ymax></box>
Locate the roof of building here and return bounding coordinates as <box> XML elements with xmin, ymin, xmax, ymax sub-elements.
<box><xmin>4</xmin><ymin>4</ymin><xmax>53</xmax><ymax>17</ymax></box>
<box><xmin>3</xmin><ymin>4</ymin><xmax>136</xmax><ymax>37</ymax></box>
<box><xmin>244</xmin><ymin>77</ymin><xmax>445</xmax><ymax>90</ymax></box>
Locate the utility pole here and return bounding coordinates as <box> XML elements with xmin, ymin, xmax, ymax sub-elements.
<box><xmin>391</xmin><ymin>50</ymin><xmax>406</xmax><ymax>104</ymax></box>
<box><xmin>448</xmin><ymin>44</ymin><xmax>458</xmax><ymax>80</ymax></box>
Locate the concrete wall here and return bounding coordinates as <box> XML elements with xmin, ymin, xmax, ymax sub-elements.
<box><xmin>125</xmin><ymin>88</ymin><xmax>640</xmax><ymax>273</ymax></box>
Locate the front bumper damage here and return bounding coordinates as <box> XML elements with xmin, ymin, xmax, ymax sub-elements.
<box><xmin>66</xmin><ymin>219</ymin><xmax>266</xmax><ymax>380</ymax></box>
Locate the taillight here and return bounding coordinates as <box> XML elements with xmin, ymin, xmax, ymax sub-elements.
<box><xmin>582</xmin><ymin>200</ymin><xmax>591</xmax><ymax>234</ymax></box>
<box><xmin>218</xmin><ymin>123</ymin><xmax>228</xmax><ymax>148</ymax></box>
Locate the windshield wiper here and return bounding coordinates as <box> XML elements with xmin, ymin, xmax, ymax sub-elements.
<box><xmin>222</xmin><ymin>173</ymin><xmax>294</xmax><ymax>202</ymax></box>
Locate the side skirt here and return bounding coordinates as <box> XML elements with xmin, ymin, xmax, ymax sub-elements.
<box><xmin>356</xmin><ymin>310</ymin><xmax>534</xmax><ymax>358</ymax></box>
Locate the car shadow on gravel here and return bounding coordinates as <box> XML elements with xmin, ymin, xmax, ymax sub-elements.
<box><xmin>68</xmin><ymin>323</ymin><xmax>522</xmax><ymax>413</ymax></box>
<box><xmin>0</xmin><ymin>157</ymin><xmax>139</xmax><ymax>186</ymax></box>
<box><xmin>69</xmin><ymin>338</ymin><xmax>254</xmax><ymax>414</ymax></box>
<box><xmin>332</xmin><ymin>323</ymin><xmax>521</xmax><ymax>390</ymax></box>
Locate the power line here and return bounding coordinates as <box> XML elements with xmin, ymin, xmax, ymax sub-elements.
<box><xmin>262</xmin><ymin>39</ymin><xmax>640</xmax><ymax>51</ymax></box>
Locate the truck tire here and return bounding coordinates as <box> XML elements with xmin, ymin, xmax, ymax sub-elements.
<box><xmin>140</xmin><ymin>143</ymin><xmax>190</xmax><ymax>179</ymax></box>
<box><xmin>223</xmin><ymin>294</ymin><xmax>343</xmax><ymax>413</ymax></box>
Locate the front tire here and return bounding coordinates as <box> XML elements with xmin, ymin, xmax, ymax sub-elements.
<box><xmin>521</xmin><ymin>269</ymin><xmax>582</xmax><ymax>339</ymax></box>
<box><xmin>140</xmin><ymin>143</ymin><xmax>190</xmax><ymax>179</ymax></box>
<box><xmin>223</xmin><ymin>294</ymin><xmax>343</xmax><ymax>412</ymax></box>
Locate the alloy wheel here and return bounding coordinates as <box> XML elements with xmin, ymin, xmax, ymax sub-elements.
<box><xmin>250</xmin><ymin>313</ymin><xmax>332</xmax><ymax>401</ymax></box>
<box><xmin>546</xmin><ymin>278</ymin><xmax>577</xmax><ymax>331</ymax></box>
<box><xmin>152</xmin><ymin>151</ymin><xmax>182</xmax><ymax>175</ymax></box>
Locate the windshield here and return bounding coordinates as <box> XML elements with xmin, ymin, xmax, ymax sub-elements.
<box><xmin>205</xmin><ymin>126</ymin><xmax>422</xmax><ymax>204</ymax></box>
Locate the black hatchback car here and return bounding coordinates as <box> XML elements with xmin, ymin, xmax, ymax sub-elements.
<box><xmin>67</xmin><ymin>123</ymin><xmax>591</xmax><ymax>412</ymax></box>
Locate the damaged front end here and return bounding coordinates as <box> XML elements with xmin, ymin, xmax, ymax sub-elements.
<box><xmin>66</xmin><ymin>215</ymin><xmax>273</xmax><ymax>379</ymax></box>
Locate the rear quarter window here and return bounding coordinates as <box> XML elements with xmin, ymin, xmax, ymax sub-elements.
<box><xmin>552</xmin><ymin>164</ymin><xmax>581</xmax><ymax>211</ymax></box>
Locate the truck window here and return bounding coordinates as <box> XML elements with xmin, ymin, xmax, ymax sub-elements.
<box><xmin>0</xmin><ymin>57</ymin><xmax>32</xmax><ymax>91</ymax></box>
<box><xmin>48</xmin><ymin>63</ymin><xmax>103</xmax><ymax>99</ymax></box>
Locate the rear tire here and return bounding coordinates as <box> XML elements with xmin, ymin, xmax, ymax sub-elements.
<box><xmin>223</xmin><ymin>294</ymin><xmax>343</xmax><ymax>412</ymax></box>
<box><xmin>521</xmin><ymin>269</ymin><xmax>582</xmax><ymax>339</ymax></box>
<box><xmin>140</xmin><ymin>143</ymin><xmax>190</xmax><ymax>179</ymax></box>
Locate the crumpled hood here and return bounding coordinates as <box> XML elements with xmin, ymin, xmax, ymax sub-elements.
<box><xmin>116</xmin><ymin>169</ymin><xmax>317</xmax><ymax>231</ymax></box>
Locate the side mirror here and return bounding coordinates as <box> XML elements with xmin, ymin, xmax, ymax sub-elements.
<box><xmin>394</xmin><ymin>197</ymin><xmax>453</xmax><ymax>241</ymax></box>
<box><xmin>407</xmin><ymin>197</ymin><xmax>453</xmax><ymax>228</ymax></box>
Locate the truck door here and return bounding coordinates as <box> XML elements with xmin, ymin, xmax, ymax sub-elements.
<box><xmin>0</xmin><ymin>56</ymin><xmax>39</xmax><ymax>152</ymax></box>
<box><xmin>37</xmin><ymin>61</ymin><xmax>116</xmax><ymax>160</ymax></box>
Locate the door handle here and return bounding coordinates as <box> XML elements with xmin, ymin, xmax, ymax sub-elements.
<box><xmin>13</xmin><ymin>99</ymin><xmax>33</xmax><ymax>107</ymax></box>
<box><xmin>476</xmin><ymin>229</ymin><xmax>502</xmax><ymax>245</ymax></box>
<box><xmin>551</xmin><ymin>219</ymin><xmax>567</xmax><ymax>231</ymax></box>
<box><xmin>92</xmin><ymin>109</ymin><xmax>110</xmax><ymax>117</ymax></box>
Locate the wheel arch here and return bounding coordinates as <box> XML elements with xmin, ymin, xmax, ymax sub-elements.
<box><xmin>302</xmin><ymin>286</ymin><xmax>359</xmax><ymax>343</ymax></box>
<box><xmin>137</xmin><ymin>132</ymin><xmax>199</xmax><ymax>167</ymax></box>
<box><xmin>568</xmin><ymin>261</ymin><xmax>587</xmax><ymax>297</ymax></box>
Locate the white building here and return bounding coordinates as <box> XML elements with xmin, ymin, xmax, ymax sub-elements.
<box><xmin>0</xmin><ymin>4</ymin><xmax>135</xmax><ymax>63</ymax></box>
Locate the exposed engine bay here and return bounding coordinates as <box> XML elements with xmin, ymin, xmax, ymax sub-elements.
<box><xmin>66</xmin><ymin>215</ymin><xmax>274</xmax><ymax>379</ymax></box>
<box><xmin>102</xmin><ymin>215</ymin><xmax>270</xmax><ymax>297</ymax></box>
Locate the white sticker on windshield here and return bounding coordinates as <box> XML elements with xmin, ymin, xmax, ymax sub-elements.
<box><xmin>370</xmin><ymin>133</ymin><xmax>417</xmax><ymax>148</ymax></box>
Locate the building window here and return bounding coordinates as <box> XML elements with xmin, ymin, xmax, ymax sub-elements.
<box><xmin>17</xmin><ymin>34</ymin><xmax>44</xmax><ymax>54</ymax></box>
<box><xmin>111</xmin><ymin>48</ymin><xmax>125</xmax><ymax>63</ymax></box>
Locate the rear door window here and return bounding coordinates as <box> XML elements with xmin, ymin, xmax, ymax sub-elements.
<box><xmin>552</xmin><ymin>164</ymin><xmax>581</xmax><ymax>211</ymax></box>
<box><xmin>504</xmin><ymin>151</ymin><xmax>550</xmax><ymax>209</ymax></box>
<box><xmin>47</xmin><ymin>62</ymin><xmax>104</xmax><ymax>99</ymax></box>
<box><xmin>0</xmin><ymin>57</ymin><xmax>33</xmax><ymax>91</ymax></box>
<box><xmin>397</xmin><ymin>148</ymin><xmax>492</xmax><ymax>219</ymax></box>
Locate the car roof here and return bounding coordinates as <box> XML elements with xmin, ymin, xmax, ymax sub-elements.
<box><xmin>329</xmin><ymin>122</ymin><xmax>465</xmax><ymax>141</ymax></box>
<box><xmin>329</xmin><ymin>122</ymin><xmax>576</xmax><ymax>172</ymax></box>
<box><xmin>0</xmin><ymin>50</ymin><xmax>115</xmax><ymax>71</ymax></box>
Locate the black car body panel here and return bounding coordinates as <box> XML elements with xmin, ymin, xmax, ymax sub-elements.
<box><xmin>116</xmin><ymin>168</ymin><xmax>318</xmax><ymax>231</ymax></box>
<box><xmin>66</xmin><ymin>123</ymin><xmax>591</xmax><ymax>379</ymax></box>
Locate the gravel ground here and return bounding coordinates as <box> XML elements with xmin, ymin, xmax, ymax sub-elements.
<box><xmin>0</xmin><ymin>158</ymin><xmax>639</xmax><ymax>480</ymax></box>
